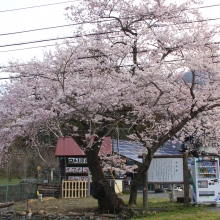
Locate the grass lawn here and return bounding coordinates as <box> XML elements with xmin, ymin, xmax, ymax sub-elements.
<box><xmin>135</xmin><ymin>207</ymin><xmax>220</xmax><ymax>220</ymax></box>
<box><xmin>0</xmin><ymin>178</ymin><xmax>21</xmax><ymax>185</ymax></box>
<box><xmin>127</xmin><ymin>197</ymin><xmax>220</xmax><ymax>220</ymax></box>
<box><xmin>13</xmin><ymin>195</ymin><xmax>220</xmax><ymax>219</ymax></box>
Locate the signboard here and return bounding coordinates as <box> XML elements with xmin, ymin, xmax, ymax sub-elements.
<box><xmin>82</xmin><ymin>167</ymin><xmax>89</xmax><ymax>173</ymax></box>
<box><xmin>66</xmin><ymin>167</ymin><xmax>89</xmax><ymax>173</ymax></box>
<box><xmin>68</xmin><ymin>158</ymin><xmax>87</xmax><ymax>164</ymax></box>
<box><xmin>68</xmin><ymin>176</ymin><xmax>89</xmax><ymax>181</ymax></box>
<box><xmin>148</xmin><ymin>158</ymin><xmax>183</xmax><ymax>182</ymax></box>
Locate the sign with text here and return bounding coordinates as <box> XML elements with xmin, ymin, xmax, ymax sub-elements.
<box><xmin>68</xmin><ymin>157</ymin><xmax>87</xmax><ymax>164</ymax></box>
<box><xmin>148</xmin><ymin>158</ymin><xmax>183</xmax><ymax>182</ymax></box>
<box><xmin>68</xmin><ymin>176</ymin><xmax>89</xmax><ymax>181</ymax></box>
<box><xmin>66</xmin><ymin>167</ymin><xmax>89</xmax><ymax>173</ymax></box>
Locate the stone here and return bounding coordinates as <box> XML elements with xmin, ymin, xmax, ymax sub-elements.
<box><xmin>89</xmin><ymin>214</ymin><xmax>94</xmax><ymax>219</ymax></box>
<box><xmin>93</xmin><ymin>217</ymin><xmax>103</xmax><ymax>220</ymax></box>
<box><xmin>20</xmin><ymin>211</ymin><xmax>27</xmax><ymax>216</ymax></box>
<box><xmin>26</xmin><ymin>213</ymin><xmax>32</xmax><ymax>220</ymax></box>
<box><xmin>38</xmin><ymin>210</ymin><xmax>45</xmax><ymax>215</ymax></box>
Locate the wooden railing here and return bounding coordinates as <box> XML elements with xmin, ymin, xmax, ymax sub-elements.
<box><xmin>62</xmin><ymin>181</ymin><xmax>89</xmax><ymax>198</ymax></box>
<box><xmin>62</xmin><ymin>179</ymin><xmax>124</xmax><ymax>198</ymax></box>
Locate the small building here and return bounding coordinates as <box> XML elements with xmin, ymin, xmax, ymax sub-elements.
<box><xmin>55</xmin><ymin>136</ymin><xmax>112</xmax><ymax>183</ymax></box>
<box><xmin>112</xmin><ymin>139</ymin><xmax>184</xmax><ymax>191</ymax></box>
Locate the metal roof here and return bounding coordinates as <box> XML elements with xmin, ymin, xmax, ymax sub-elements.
<box><xmin>99</xmin><ymin>136</ymin><xmax>112</xmax><ymax>155</ymax></box>
<box><xmin>55</xmin><ymin>136</ymin><xmax>112</xmax><ymax>156</ymax></box>
<box><xmin>55</xmin><ymin>137</ymin><xmax>85</xmax><ymax>156</ymax></box>
<box><xmin>112</xmin><ymin>139</ymin><xmax>183</xmax><ymax>163</ymax></box>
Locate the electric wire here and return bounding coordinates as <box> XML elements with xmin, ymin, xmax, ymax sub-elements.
<box><xmin>1</xmin><ymin>15</ymin><xmax>220</xmax><ymax>52</ymax></box>
<box><xmin>0</xmin><ymin>0</ymin><xmax>78</xmax><ymax>13</ymax></box>
<box><xmin>1</xmin><ymin>2</ymin><xmax>220</xmax><ymax>78</ymax></box>
<box><xmin>0</xmin><ymin>1</ymin><xmax>219</xmax><ymax>13</ymax></box>
<box><xmin>0</xmin><ymin>30</ymin><xmax>117</xmax><ymax>48</ymax></box>
<box><xmin>0</xmin><ymin>19</ymin><xmax>114</xmax><ymax>36</ymax></box>
<box><xmin>0</xmin><ymin>3</ymin><xmax>220</xmax><ymax>36</ymax></box>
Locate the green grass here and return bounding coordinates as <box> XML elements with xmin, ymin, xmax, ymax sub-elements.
<box><xmin>135</xmin><ymin>206</ymin><xmax>220</xmax><ymax>220</ymax></box>
<box><xmin>0</xmin><ymin>177</ymin><xmax>59</xmax><ymax>185</ymax></box>
<box><xmin>0</xmin><ymin>178</ymin><xmax>21</xmax><ymax>185</ymax></box>
<box><xmin>127</xmin><ymin>197</ymin><xmax>220</xmax><ymax>220</ymax></box>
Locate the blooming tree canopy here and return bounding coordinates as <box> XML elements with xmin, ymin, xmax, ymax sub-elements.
<box><xmin>1</xmin><ymin>0</ymin><xmax>220</xmax><ymax>206</ymax></box>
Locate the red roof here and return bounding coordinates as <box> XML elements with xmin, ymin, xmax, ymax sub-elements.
<box><xmin>55</xmin><ymin>136</ymin><xmax>112</xmax><ymax>156</ymax></box>
<box><xmin>99</xmin><ymin>136</ymin><xmax>112</xmax><ymax>155</ymax></box>
<box><xmin>55</xmin><ymin>137</ymin><xmax>85</xmax><ymax>156</ymax></box>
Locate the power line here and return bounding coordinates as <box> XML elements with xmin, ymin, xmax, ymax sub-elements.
<box><xmin>0</xmin><ymin>31</ymin><xmax>118</xmax><ymax>48</ymax></box>
<box><xmin>1</xmin><ymin>15</ymin><xmax>220</xmax><ymax>52</ymax></box>
<box><xmin>0</xmin><ymin>0</ymin><xmax>77</xmax><ymax>13</ymax></box>
<box><xmin>0</xmin><ymin>19</ymin><xmax>114</xmax><ymax>36</ymax></box>
<box><xmin>0</xmin><ymin>24</ymin><xmax>76</xmax><ymax>36</ymax></box>
<box><xmin>0</xmin><ymin>15</ymin><xmax>217</xmax><ymax>37</ymax></box>
<box><xmin>1</xmin><ymin>53</ymin><xmax>220</xmax><ymax>81</ymax></box>
<box><xmin>1</xmin><ymin>1</ymin><xmax>220</xmax><ymax>14</ymax></box>
<box><xmin>0</xmin><ymin>3</ymin><xmax>220</xmax><ymax>36</ymax></box>
<box><xmin>1</xmin><ymin>44</ymin><xmax>220</xmax><ymax>70</ymax></box>
<box><xmin>196</xmin><ymin>3</ymin><xmax>220</xmax><ymax>11</ymax></box>
<box><xmin>0</xmin><ymin>42</ymin><xmax>65</xmax><ymax>53</ymax></box>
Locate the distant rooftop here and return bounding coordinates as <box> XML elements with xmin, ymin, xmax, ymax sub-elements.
<box><xmin>112</xmin><ymin>139</ymin><xmax>182</xmax><ymax>163</ymax></box>
<box><xmin>55</xmin><ymin>136</ymin><xmax>112</xmax><ymax>156</ymax></box>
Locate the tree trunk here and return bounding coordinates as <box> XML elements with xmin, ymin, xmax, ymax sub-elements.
<box><xmin>129</xmin><ymin>179</ymin><xmax>138</xmax><ymax>205</ymax></box>
<box><xmin>129</xmin><ymin>152</ymin><xmax>153</xmax><ymax>205</ymax></box>
<box><xmin>85</xmin><ymin>141</ymin><xmax>124</xmax><ymax>214</ymax></box>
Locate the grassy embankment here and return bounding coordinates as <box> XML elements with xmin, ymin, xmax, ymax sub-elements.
<box><xmin>0</xmin><ymin>178</ymin><xmax>21</xmax><ymax>185</ymax></box>
<box><xmin>127</xmin><ymin>196</ymin><xmax>220</xmax><ymax>220</ymax></box>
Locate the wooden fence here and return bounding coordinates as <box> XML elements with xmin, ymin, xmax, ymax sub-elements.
<box><xmin>62</xmin><ymin>181</ymin><xmax>89</xmax><ymax>198</ymax></box>
<box><xmin>37</xmin><ymin>184</ymin><xmax>61</xmax><ymax>198</ymax></box>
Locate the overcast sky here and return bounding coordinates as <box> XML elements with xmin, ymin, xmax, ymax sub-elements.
<box><xmin>0</xmin><ymin>0</ymin><xmax>220</xmax><ymax>80</ymax></box>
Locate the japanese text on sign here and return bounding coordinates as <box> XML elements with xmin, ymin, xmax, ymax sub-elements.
<box><xmin>66</xmin><ymin>167</ymin><xmax>89</xmax><ymax>173</ymax></box>
<box><xmin>68</xmin><ymin>158</ymin><xmax>87</xmax><ymax>164</ymax></box>
<box><xmin>148</xmin><ymin>158</ymin><xmax>183</xmax><ymax>182</ymax></box>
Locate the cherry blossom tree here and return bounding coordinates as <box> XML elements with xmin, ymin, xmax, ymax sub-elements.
<box><xmin>1</xmin><ymin>0</ymin><xmax>220</xmax><ymax>211</ymax></box>
<box><xmin>64</xmin><ymin>0</ymin><xmax>220</xmax><ymax>205</ymax></box>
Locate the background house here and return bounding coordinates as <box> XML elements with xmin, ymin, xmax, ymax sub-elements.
<box><xmin>55</xmin><ymin>136</ymin><xmax>112</xmax><ymax>182</ymax></box>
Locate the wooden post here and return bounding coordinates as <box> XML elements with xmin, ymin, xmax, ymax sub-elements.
<box><xmin>64</xmin><ymin>157</ymin><xmax>67</xmax><ymax>180</ymax></box>
<box><xmin>171</xmin><ymin>184</ymin><xmax>175</xmax><ymax>202</ymax></box>
<box><xmin>143</xmin><ymin>154</ymin><xmax>148</xmax><ymax>209</ymax></box>
<box><xmin>183</xmin><ymin>152</ymin><xmax>189</xmax><ymax>205</ymax></box>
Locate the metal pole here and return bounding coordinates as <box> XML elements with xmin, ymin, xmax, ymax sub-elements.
<box><xmin>87</xmin><ymin>169</ymin><xmax>91</xmax><ymax>197</ymax></box>
<box><xmin>6</xmin><ymin>184</ymin><xmax>8</xmax><ymax>202</ymax></box>
<box><xmin>172</xmin><ymin>184</ymin><xmax>175</xmax><ymax>202</ymax></box>
<box><xmin>183</xmin><ymin>152</ymin><xmax>190</xmax><ymax>205</ymax></box>
<box><xmin>116</xmin><ymin>127</ymin><xmax>120</xmax><ymax>156</ymax></box>
<box><xmin>142</xmin><ymin>154</ymin><xmax>148</xmax><ymax>209</ymax></box>
<box><xmin>50</xmin><ymin>168</ymin><xmax>55</xmax><ymax>183</ymax></box>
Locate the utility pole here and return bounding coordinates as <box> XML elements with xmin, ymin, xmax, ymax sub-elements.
<box><xmin>142</xmin><ymin>153</ymin><xmax>148</xmax><ymax>209</ymax></box>
<box><xmin>116</xmin><ymin>126</ymin><xmax>120</xmax><ymax>156</ymax></box>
